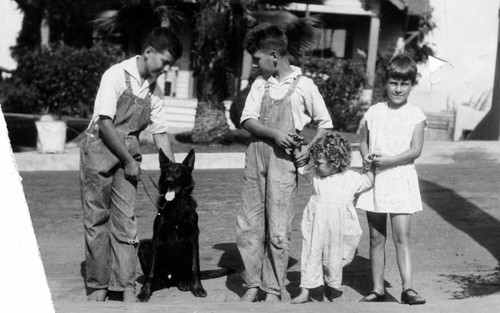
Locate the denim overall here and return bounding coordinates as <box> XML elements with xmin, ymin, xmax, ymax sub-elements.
<box><xmin>80</xmin><ymin>71</ymin><xmax>154</xmax><ymax>292</ymax></box>
<box><xmin>237</xmin><ymin>76</ymin><xmax>302</xmax><ymax>296</ymax></box>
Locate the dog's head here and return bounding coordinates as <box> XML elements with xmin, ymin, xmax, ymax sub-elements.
<box><xmin>158</xmin><ymin>149</ymin><xmax>195</xmax><ymax>196</ymax></box>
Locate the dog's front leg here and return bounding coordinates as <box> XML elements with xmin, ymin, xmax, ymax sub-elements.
<box><xmin>191</xmin><ymin>232</ymin><xmax>207</xmax><ymax>297</ymax></box>
<box><xmin>138</xmin><ymin>239</ymin><xmax>160</xmax><ymax>302</ymax></box>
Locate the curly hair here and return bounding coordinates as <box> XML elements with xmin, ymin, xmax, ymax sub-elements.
<box><xmin>310</xmin><ymin>132</ymin><xmax>352</xmax><ymax>172</ymax></box>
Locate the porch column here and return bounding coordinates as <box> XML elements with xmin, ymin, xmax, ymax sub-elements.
<box><xmin>366</xmin><ymin>14</ymin><xmax>380</xmax><ymax>87</ymax></box>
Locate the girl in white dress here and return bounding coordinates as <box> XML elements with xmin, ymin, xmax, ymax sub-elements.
<box><xmin>291</xmin><ymin>132</ymin><xmax>374</xmax><ymax>304</ymax></box>
<box><xmin>357</xmin><ymin>54</ymin><xmax>427</xmax><ymax>305</ymax></box>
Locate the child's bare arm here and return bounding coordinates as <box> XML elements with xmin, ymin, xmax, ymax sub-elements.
<box><xmin>364</xmin><ymin>168</ymin><xmax>375</xmax><ymax>184</ymax></box>
<box><xmin>359</xmin><ymin>121</ymin><xmax>373</xmax><ymax>171</ymax></box>
<box><xmin>372</xmin><ymin>121</ymin><xmax>425</xmax><ymax>169</ymax></box>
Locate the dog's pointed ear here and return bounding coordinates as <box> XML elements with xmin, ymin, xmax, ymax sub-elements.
<box><xmin>182</xmin><ymin>149</ymin><xmax>195</xmax><ymax>172</ymax></box>
<box><xmin>159</xmin><ymin>149</ymin><xmax>171</xmax><ymax>168</ymax></box>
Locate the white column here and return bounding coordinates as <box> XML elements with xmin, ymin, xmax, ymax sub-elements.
<box><xmin>366</xmin><ymin>15</ymin><xmax>380</xmax><ymax>87</ymax></box>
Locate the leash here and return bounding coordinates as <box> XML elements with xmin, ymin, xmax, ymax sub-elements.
<box><xmin>138</xmin><ymin>170</ymin><xmax>166</xmax><ymax>211</ymax></box>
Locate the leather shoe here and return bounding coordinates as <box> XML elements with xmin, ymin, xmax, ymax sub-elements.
<box><xmin>401</xmin><ymin>288</ymin><xmax>426</xmax><ymax>305</ymax></box>
<box><xmin>359</xmin><ymin>291</ymin><xmax>386</xmax><ymax>302</ymax></box>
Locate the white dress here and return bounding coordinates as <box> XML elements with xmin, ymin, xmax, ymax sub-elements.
<box><xmin>356</xmin><ymin>102</ymin><xmax>426</xmax><ymax>214</ymax></box>
<box><xmin>299</xmin><ymin>166</ymin><xmax>373</xmax><ymax>289</ymax></box>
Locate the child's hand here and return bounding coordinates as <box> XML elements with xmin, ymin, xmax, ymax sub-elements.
<box><xmin>124</xmin><ymin>160</ymin><xmax>141</xmax><ymax>182</ymax></box>
<box><xmin>293</xmin><ymin>147</ymin><xmax>309</xmax><ymax>167</ymax></box>
<box><xmin>362</xmin><ymin>153</ymin><xmax>374</xmax><ymax>171</ymax></box>
<box><xmin>272</xmin><ymin>130</ymin><xmax>296</xmax><ymax>149</ymax></box>
<box><xmin>372</xmin><ymin>153</ymin><xmax>392</xmax><ymax>169</ymax></box>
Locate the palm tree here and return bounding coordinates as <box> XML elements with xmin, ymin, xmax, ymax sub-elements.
<box><xmin>190</xmin><ymin>0</ymin><xmax>323</xmax><ymax>144</ymax></box>
<box><xmin>93</xmin><ymin>0</ymin><xmax>323</xmax><ymax>144</ymax></box>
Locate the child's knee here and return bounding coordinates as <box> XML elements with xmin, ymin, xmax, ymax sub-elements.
<box><xmin>269</xmin><ymin>234</ymin><xmax>288</xmax><ymax>249</ymax></box>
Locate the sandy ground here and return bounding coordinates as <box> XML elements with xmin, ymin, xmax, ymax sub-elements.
<box><xmin>19</xmin><ymin>153</ymin><xmax>500</xmax><ymax>312</ymax></box>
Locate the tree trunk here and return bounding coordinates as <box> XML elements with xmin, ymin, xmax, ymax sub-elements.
<box><xmin>191</xmin><ymin>99</ymin><xmax>233</xmax><ymax>144</ymax></box>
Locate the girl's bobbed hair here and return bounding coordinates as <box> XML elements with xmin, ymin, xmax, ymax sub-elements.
<box><xmin>384</xmin><ymin>53</ymin><xmax>418</xmax><ymax>85</ymax></box>
<box><xmin>310</xmin><ymin>132</ymin><xmax>352</xmax><ymax>172</ymax></box>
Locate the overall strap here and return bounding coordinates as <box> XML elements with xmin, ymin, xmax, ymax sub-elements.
<box><xmin>124</xmin><ymin>71</ymin><xmax>133</xmax><ymax>92</ymax></box>
<box><xmin>147</xmin><ymin>81</ymin><xmax>156</xmax><ymax>97</ymax></box>
<box><xmin>286</xmin><ymin>75</ymin><xmax>303</xmax><ymax>97</ymax></box>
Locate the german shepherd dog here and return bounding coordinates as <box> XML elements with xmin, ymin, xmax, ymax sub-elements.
<box><xmin>137</xmin><ymin>149</ymin><xmax>207</xmax><ymax>302</ymax></box>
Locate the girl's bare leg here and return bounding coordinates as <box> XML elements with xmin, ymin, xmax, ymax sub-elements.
<box><xmin>361</xmin><ymin>212</ymin><xmax>387</xmax><ymax>300</ymax></box>
<box><xmin>391</xmin><ymin>213</ymin><xmax>413</xmax><ymax>291</ymax></box>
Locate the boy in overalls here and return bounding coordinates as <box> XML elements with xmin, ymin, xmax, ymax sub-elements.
<box><xmin>236</xmin><ymin>23</ymin><xmax>333</xmax><ymax>302</ymax></box>
<box><xmin>80</xmin><ymin>27</ymin><xmax>182</xmax><ymax>302</ymax></box>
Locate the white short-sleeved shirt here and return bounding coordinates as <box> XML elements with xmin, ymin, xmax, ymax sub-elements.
<box><xmin>240</xmin><ymin>66</ymin><xmax>333</xmax><ymax>131</ymax></box>
<box><xmin>89</xmin><ymin>56</ymin><xmax>168</xmax><ymax>134</ymax></box>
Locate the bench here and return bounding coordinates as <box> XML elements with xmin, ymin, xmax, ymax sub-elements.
<box><xmin>424</xmin><ymin>111</ymin><xmax>455</xmax><ymax>141</ymax></box>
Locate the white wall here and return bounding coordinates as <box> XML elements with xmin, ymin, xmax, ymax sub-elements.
<box><xmin>411</xmin><ymin>0</ymin><xmax>500</xmax><ymax>114</ymax></box>
<box><xmin>0</xmin><ymin>0</ymin><xmax>23</xmax><ymax>73</ymax></box>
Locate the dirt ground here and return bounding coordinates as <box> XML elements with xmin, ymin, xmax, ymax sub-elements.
<box><xmin>21</xmin><ymin>161</ymin><xmax>500</xmax><ymax>312</ymax></box>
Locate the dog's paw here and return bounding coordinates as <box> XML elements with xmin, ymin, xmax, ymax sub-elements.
<box><xmin>137</xmin><ymin>285</ymin><xmax>152</xmax><ymax>302</ymax></box>
<box><xmin>177</xmin><ymin>281</ymin><xmax>191</xmax><ymax>292</ymax></box>
<box><xmin>192</xmin><ymin>286</ymin><xmax>207</xmax><ymax>297</ymax></box>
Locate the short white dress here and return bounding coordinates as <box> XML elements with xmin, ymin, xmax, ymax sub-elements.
<box><xmin>299</xmin><ymin>166</ymin><xmax>373</xmax><ymax>289</ymax></box>
<box><xmin>356</xmin><ymin>102</ymin><xmax>426</xmax><ymax>214</ymax></box>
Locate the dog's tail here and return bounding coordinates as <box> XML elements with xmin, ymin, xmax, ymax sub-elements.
<box><xmin>200</xmin><ymin>268</ymin><xmax>237</xmax><ymax>280</ymax></box>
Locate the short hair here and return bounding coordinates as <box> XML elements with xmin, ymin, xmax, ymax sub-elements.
<box><xmin>142</xmin><ymin>27</ymin><xmax>183</xmax><ymax>60</ymax></box>
<box><xmin>384</xmin><ymin>54</ymin><xmax>418</xmax><ymax>84</ymax></box>
<box><xmin>244</xmin><ymin>23</ymin><xmax>288</xmax><ymax>56</ymax></box>
<box><xmin>310</xmin><ymin>132</ymin><xmax>352</xmax><ymax>173</ymax></box>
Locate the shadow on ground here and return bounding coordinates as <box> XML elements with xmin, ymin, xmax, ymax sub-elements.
<box><xmin>420</xmin><ymin>178</ymin><xmax>500</xmax><ymax>299</ymax></box>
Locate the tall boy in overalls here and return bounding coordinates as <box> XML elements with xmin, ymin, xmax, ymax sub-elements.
<box><xmin>237</xmin><ymin>23</ymin><xmax>333</xmax><ymax>302</ymax></box>
<box><xmin>80</xmin><ymin>27</ymin><xmax>182</xmax><ymax>302</ymax></box>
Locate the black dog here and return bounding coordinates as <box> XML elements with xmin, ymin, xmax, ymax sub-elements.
<box><xmin>138</xmin><ymin>149</ymin><xmax>207</xmax><ymax>302</ymax></box>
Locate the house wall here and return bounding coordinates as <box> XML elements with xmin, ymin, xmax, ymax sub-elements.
<box><xmin>410</xmin><ymin>0</ymin><xmax>500</xmax><ymax>139</ymax></box>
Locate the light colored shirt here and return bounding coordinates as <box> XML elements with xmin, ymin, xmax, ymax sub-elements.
<box><xmin>90</xmin><ymin>56</ymin><xmax>168</xmax><ymax>134</ymax></box>
<box><xmin>240</xmin><ymin>65</ymin><xmax>333</xmax><ymax>131</ymax></box>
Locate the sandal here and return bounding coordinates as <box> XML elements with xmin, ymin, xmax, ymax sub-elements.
<box><xmin>401</xmin><ymin>288</ymin><xmax>426</xmax><ymax>305</ymax></box>
<box><xmin>359</xmin><ymin>291</ymin><xmax>386</xmax><ymax>302</ymax></box>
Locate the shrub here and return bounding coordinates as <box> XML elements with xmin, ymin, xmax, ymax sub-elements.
<box><xmin>0</xmin><ymin>43</ymin><xmax>125</xmax><ymax>118</ymax></box>
<box><xmin>303</xmin><ymin>57</ymin><xmax>368</xmax><ymax>132</ymax></box>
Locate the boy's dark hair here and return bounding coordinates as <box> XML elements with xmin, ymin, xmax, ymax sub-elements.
<box><xmin>384</xmin><ymin>54</ymin><xmax>418</xmax><ymax>85</ymax></box>
<box><xmin>142</xmin><ymin>27</ymin><xmax>183</xmax><ymax>60</ymax></box>
<box><xmin>310</xmin><ymin>132</ymin><xmax>352</xmax><ymax>173</ymax></box>
<box><xmin>244</xmin><ymin>23</ymin><xmax>288</xmax><ymax>56</ymax></box>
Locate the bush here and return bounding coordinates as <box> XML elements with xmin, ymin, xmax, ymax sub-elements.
<box><xmin>303</xmin><ymin>57</ymin><xmax>368</xmax><ymax>132</ymax></box>
<box><xmin>0</xmin><ymin>43</ymin><xmax>125</xmax><ymax>118</ymax></box>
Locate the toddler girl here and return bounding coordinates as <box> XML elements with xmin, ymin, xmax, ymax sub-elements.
<box><xmin>291</xmin><ymin>132</ymin><xmax>374</xmax><ymax>304</ymax></box>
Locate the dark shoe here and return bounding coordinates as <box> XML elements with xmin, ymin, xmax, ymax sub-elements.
<box><xmin>401</xmin><ymin>288</ymin><xmax>426</xmax><ymax>305</ymax></box>
<box><xmin>359</xmin><ymin>291</ymin><xmax>386</xmax><ymax>302</ymax></box>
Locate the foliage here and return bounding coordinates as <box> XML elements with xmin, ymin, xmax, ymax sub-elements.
<box><xmin>404</xmin><ymin>9</ymin><xmax>436</xmax><ymax>64</ymax></box>
<box><xmin>304</xmin><ymin>57</ymin><xmax>368</xmax><ymax>132</ymax></box>
<box><xmin>0</xmin><ymin>43</ymin><xmax>125</xmax><ymax>118</ymax></box>
<box><xmin>12</xmin><ymin>0</ymin><xmax>119</xmax><ymax>55</ymax></box>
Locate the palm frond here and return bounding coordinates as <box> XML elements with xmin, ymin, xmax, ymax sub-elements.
<box><xmin>252</xmin><ymin>10</ymin><xmax>321</xmax><ymax>59</ymax></box>
<box><xmin>92</xmin><ymin>10</ymin><xmax>120</xmax><ymax>36</ymax></box>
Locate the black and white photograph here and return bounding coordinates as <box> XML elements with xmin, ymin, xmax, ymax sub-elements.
<box><xmin>1</xmin><ymin>0</ymin><xmax>500</xmax><ymax>312</ymax></box>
